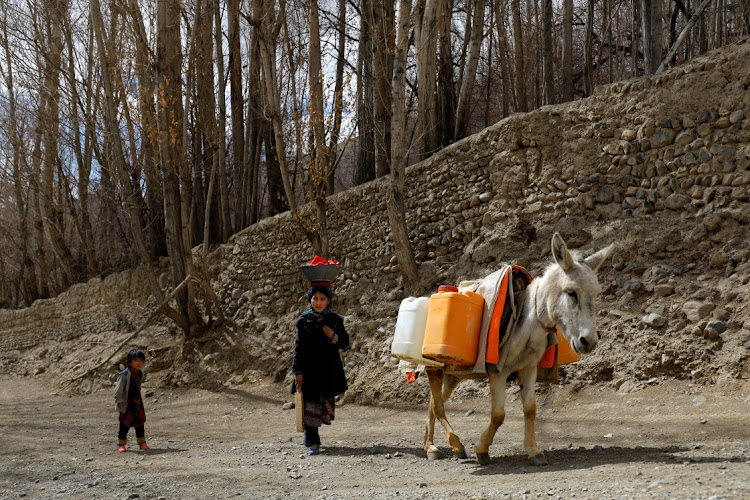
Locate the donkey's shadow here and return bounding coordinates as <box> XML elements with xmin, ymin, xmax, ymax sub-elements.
<box><xmin>470</xmin><ymin>445</ymin><xmax>734</xmax><ymax>475</ymax></box>
<box><xmin>319</xmin><ymin>444</ymin><xmax>738</xmax><ymax>474</ymax></box>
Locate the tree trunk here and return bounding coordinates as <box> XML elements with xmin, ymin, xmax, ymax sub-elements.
<box><xmin>356</xmin><ymin>0</ymin><xmax>376</xmax><ymax>185</ymax></box>
<box><xmin>327</xmin><ymin>0</ymin><xmax>348</xmax><ymax>194</ymax></box>
<box><xmin>417</xmin><ymin>0</ymin><xmax>440</xmax><ymax>158</ymax></box>
<box><xmin>632</xmin><ymin>0</ymin><xmax>640</xmax><ymax>77</ymax></box>
<box><xmin>125</xmin><ymin>0</ymin><xmax>165</xmax><ymax>259</ymax></box>
<box><xmin>308</xmin><ymin>0</ymin><xmax>330</xmax><ymax>256</ymax></box>
<box><xmin>228</xmin><ymin>0</ymin><xmax>245</xmax><ymax>231</ymax></box>
<box><xmin>62</xmin><ymin>15</ymin><xmax>97</xmax><ymax>278</ymax></box>
<box><xmin>241</xmin><ymin>31</ymin><xmax>263</xmax><ymax>226</ymax></box>
<box><xmin>455</xmin><ymin>0</ymin><xmax>486</xmax><ymax>139</ymax></box>
<box><xmin>390</xmin><ymin>0</ymin><xmax>420</xmax><ymax>282</ymax></box>
<box><xmin>214</xmin><ymin>0</ymin><xmax>232</xmax><ymax>242</ymax></box>
<box><xmin>156</xmin><ymin>0</ymin><xmax>197</xmax><ymax>330</ymax></box>
<box><xmin>511</xmin><ymin>0</ymin><xmax>527</xmax><ymax>111</ymax></box>
<box><xmin>245</xmin><ymin>32</ymin><xmax>264</xmax><ymax>224</ymax></box>
<box><xmin>641</xmin><ymin>0</ymin><xmax>664</xmax><ymax>74</ymax></box>
<box><xmin>541</xmin><ymin>0</ymin><xmax>554</xmax><ymax>105</ymax></box>
<box><xmin>91</xmin><ymin>0</ymin><xmax>188</xmax><ymax>329</ymax></box>
<box><xmin>372</xmin><ymin>0</ymin><xmax>395</xmax><ymax>178</ymax></box>
<box><xmin>494</xmin><ymin>0</ymin><xmax>512</xmax><ymax>117</ymax></box>
<box><xmin>251</xmin><ymin>0</ymin><xmax>322</xmax><ymax>253</ymax></box>
<box><xmin>437</xmin><ymin>0</ymin><xmax>455</xmax><ymax>146</ymax></box>
<box><xmin>583</xmin><ymin>0</ymin><xmax>594</xmax><ymax>95</ymax></box>
<box><xmin>40</xmin><ymin>0</ymin><xmax>76</xmax><ymax>288</ymax></box>
<box><xmin>1</xmin><ymin>15</ymin><xmax>37</xmax><ymax>305</ymax></box>
<box><xmin>561</xmin><ymin>0</ymin><xmax>573</xmax><ymax>101</ymax></box>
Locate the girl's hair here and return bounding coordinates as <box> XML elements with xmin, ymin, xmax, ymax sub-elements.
<box><xmin>126</xmin><ymin>348</ymin><xmax>146</xmax><ymax>365</ymax></box>
<box><xmin>307</xmin><ymin>285</ymin><xmax>332</xmax><ymax>304</ymax></box>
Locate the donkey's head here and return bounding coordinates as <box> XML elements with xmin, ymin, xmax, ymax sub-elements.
<box><xmin>540</xmin><ymin>233</ymin><xmax>615</xmax><ymax>355</ymax></box>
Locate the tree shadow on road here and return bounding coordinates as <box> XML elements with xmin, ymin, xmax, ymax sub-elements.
<box><xmin>136</xmin><ymin>447</ymin><xmax>188</xmax><ymax>456</ymax></box>
<box><xmin>318</xmin><ymin>444</ymin><xmax>427</xmax><ymax>459</ymax></box>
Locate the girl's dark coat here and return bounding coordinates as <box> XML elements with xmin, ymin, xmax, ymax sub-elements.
<box><xmin>291</xmin><ymin>311</ymin><xmax>349</xmax><ymax>401</ymax></box>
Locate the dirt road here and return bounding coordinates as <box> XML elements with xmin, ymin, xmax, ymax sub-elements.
<box><xmin>2</xmin><ymin>375</ymin><xmax>749</xmax><ymax>499</ymax></box>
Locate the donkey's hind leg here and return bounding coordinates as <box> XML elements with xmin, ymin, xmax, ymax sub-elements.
<box><xmin>475</xmin><ymin>371</ymin><xmax>507</xmax><ymax>465</ymax></box>
<box><xmin>424</xmin><ymin>369</ymin><xmax>465</xmax><ymax>460</ymax></box>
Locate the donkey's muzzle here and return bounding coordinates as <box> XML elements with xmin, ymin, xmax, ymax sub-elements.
<box><xmin>572</xmin><ymin>334</ymin><xmax>597</xmax><ymax>354</ymax></box>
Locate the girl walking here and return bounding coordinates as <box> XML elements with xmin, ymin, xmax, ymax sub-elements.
<box><xmin>292</xmin><ymin>283</ymin><xmax>349</xmax><ymax>455</ymax></box>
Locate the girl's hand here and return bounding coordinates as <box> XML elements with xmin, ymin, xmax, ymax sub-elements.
<box><xmin>295</xmin><ymin>373</ymin><xmax>303</xmax><ymax>391</ymax></box>
<box><xmin>322</xmin><ymin>325</ymin><xmax>334</xmax><ymax>339</ymax></box>
<box><xmin>117</xmin><ymin>402</ymin><xmax>126</xmax><ymax>412</ymax></box>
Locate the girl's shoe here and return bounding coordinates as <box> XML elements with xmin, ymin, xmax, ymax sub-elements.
<box><xmin>308</xmin><ymin>446</ymin><xmax>320</xmax><ymax>456</ymax></box>
<box><xmin>118</xmin><ymin>445</ymin><xmax>127</xmax><ymax>453</ymax></box>
<box><xmin>139</xmin><ymin>443</ymin><xmax>150</xmax><ymax>450</ymax></box>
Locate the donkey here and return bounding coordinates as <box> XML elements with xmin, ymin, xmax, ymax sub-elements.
<box><xmin>423</xmin><ymin>232</ymin><xmax>615</xmax><ymax>465</ymax></box>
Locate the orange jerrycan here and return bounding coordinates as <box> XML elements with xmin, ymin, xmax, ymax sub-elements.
<box><xmin>422</xmin><ymin>285</ymin><xmax>485</xmax><ymax>366</ymax></box>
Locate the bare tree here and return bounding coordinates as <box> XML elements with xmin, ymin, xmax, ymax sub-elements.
<box><xmin>583</xmin><ymin>0</ymin><xmax>594</xmax><ymax>95</ymax></box>
<box><xmin>40</xmin><ymin>0</ymin><xmax>76</xmax><ymax>288</ymax></box>
<box><xmin>371</xmin><ymin>0</ymin><xmax>394</xmax><ymax>178</ymax></box>
<box><xmin>356</xmin><ymin>0</ymin><xmax>376</xmax><ymax>185</ymax></box>
<box><xmin>641</xmin><ymin>0</ymin><xmax>664</xmax><ymax>74</ymax></box>
<box><xmin>327</xmin><ymin>0</ymin><xmax>348</xmax><ymax>194</ymax></box>
<box><xmin>417</xmin><ymin>0</ymin><xmax>441</xmax><ymax>158</ymax></box>
<box><xmin>541</xmin><ymin>0</ymin><xmax>553</xmax><ymax>104</ymax></box>
<box><xmin>561</xmin><ymin>0</ymin><xmax>573</xmax><ymax>101</ymax></box>
<box><xmin>437</xmin><ymin>0</ymin><xmax>455</xmax><ymax>146</ymax></box>
<box><xmin>511</xmin><ymin>0</ymin><xmax>527</xmax><ymax>111</ymax></box>
<box><xmin>156</xmin><ymin>0</ymin><xmax>202</xmax><ymax>330</ymax></box>
<box><xmin>228</xmin><ymin>0</ymin><xmax>245</xmax><ymax>231</ymax></box>
<box><xmin>455</xmin><ymin>0</ymin><xmax>487</xmax><ymax>139</ymax></box>
<box><xmin>389</xmin><ymin>0</ymin><xmax>420</xmax><ymax>282</ymax></box>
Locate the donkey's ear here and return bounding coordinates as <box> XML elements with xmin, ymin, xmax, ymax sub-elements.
<box><xmin>551</xmin><ymin>232</ymin><xmax>574</xmax><ymax>271</ymax></box>
<box><xmin>584</xmin><ymin>242</ymin><xmax>615</xmax><ymax>273</ymax></box>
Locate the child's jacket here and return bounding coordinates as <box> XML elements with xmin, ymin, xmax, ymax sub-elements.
<box><xmin>114</xmin><ymin>367</ymin><xmax>147</xmax><ymax>413</ymax></box>
<box><xmin>291</xmin><ymin>310</ymin><xmax>349</xmax><ymax>401</ymax></box>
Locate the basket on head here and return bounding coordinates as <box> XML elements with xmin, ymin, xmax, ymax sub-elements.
<box><xmin>300</xmin><ymin>264</ymin><xmax>341</xmax><ymax>285</ymax></box>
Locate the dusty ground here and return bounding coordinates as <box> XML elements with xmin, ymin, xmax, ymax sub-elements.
<box><xmin>2</xmin><ymin>374</ymin><xmax>749</xmax><ymax>500</ymax></box>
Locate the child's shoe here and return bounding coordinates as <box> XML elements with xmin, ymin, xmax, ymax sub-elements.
<box><xmin>118</xmin><ymin>445</ymin><xmax>127</xmax><ymax>453</ymax></box>
<box><xmin>308</xmin><ymin>446</ymin><xmax>320</xmax><ymax>456</ymax></box>
<box><xmin>139</xmin><ymin>443</ymin><xmax>150</xmax><ymax>450</ymax></box>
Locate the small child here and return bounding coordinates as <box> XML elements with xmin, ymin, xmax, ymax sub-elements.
<box><xmin>291</xmin><ymin>284</ymin><xmax>349</xmax><ymax>455</ymax></box>
<box><xmin>114</xmin><ymin>348</ymin><xmax>149</xmax><ymax>452</ymax></box>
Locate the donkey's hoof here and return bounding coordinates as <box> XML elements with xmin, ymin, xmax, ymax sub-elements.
<box><xmin>426</xmin><ymin>450</ymin><xmax>441</xmax><ymax>461</ymax></box>
<box><xmin>476</xmin><ymin>452</ymin><xmax>490</xmax><ymax>465</ymax></box>
<box><xmin>454</xmin><ymin>449</ymin><xmax>467</xmax><ymax>459</ymax></box>
<box><xmin>529</xmin><ymin>452</ymin><xmax>547</xmax><ymax>466</ymax></box>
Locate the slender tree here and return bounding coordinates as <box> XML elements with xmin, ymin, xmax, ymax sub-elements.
<box><xmin>455</xmin><ymin>0</ymin><xmax>487</xmax><ymax>139</ymax></box>
<box><xmin>417</xmin><ymin>0</ymin><xmax>441</xmax><ymax>158</ymax></box>
<box><xmin>561</xmin><ymin>0</ymin><xmax>573</xmax><ymax>101</ymax></box>
<box><xmin>389</xmin><ymin>0</ymin><xmax>420</xmax><ymax>282</ymax></box>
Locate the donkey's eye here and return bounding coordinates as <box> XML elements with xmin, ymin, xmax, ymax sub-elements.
<box><xmin>566</xmin><ymin>290</ymin><xmax>578</xmax><ymax>302</ymax></box>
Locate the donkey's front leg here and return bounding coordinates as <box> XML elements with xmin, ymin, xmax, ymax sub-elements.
<box><xmin>424</xmin><ymin>369</ymin><xmax>466</xmax><ymax>460</ymax></box>
<box><xmin>518</xmin><ymin>367</ymin><xmax>547</xmax><ymax>465</ymax></box>
<box><xmin>474</xmin><ymin>371</ymin><xmax>506</xmax><ymax>465</ymax></box>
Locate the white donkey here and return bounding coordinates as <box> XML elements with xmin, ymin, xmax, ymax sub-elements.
<box><xmin>423</xmin><ymin>232</ymin><xmax>615</xmax><ymax>465</ymax></box>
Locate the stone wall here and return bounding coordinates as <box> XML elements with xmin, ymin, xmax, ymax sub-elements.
<box><xmin>215</xmin><ymin>42</ymin><xmax>750</xmax><ymax>327</ymax></box>
<box><xmin>0</xmin><ymin>269</ymin><xmax>153</xmax><ymax>354</ymax></box>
